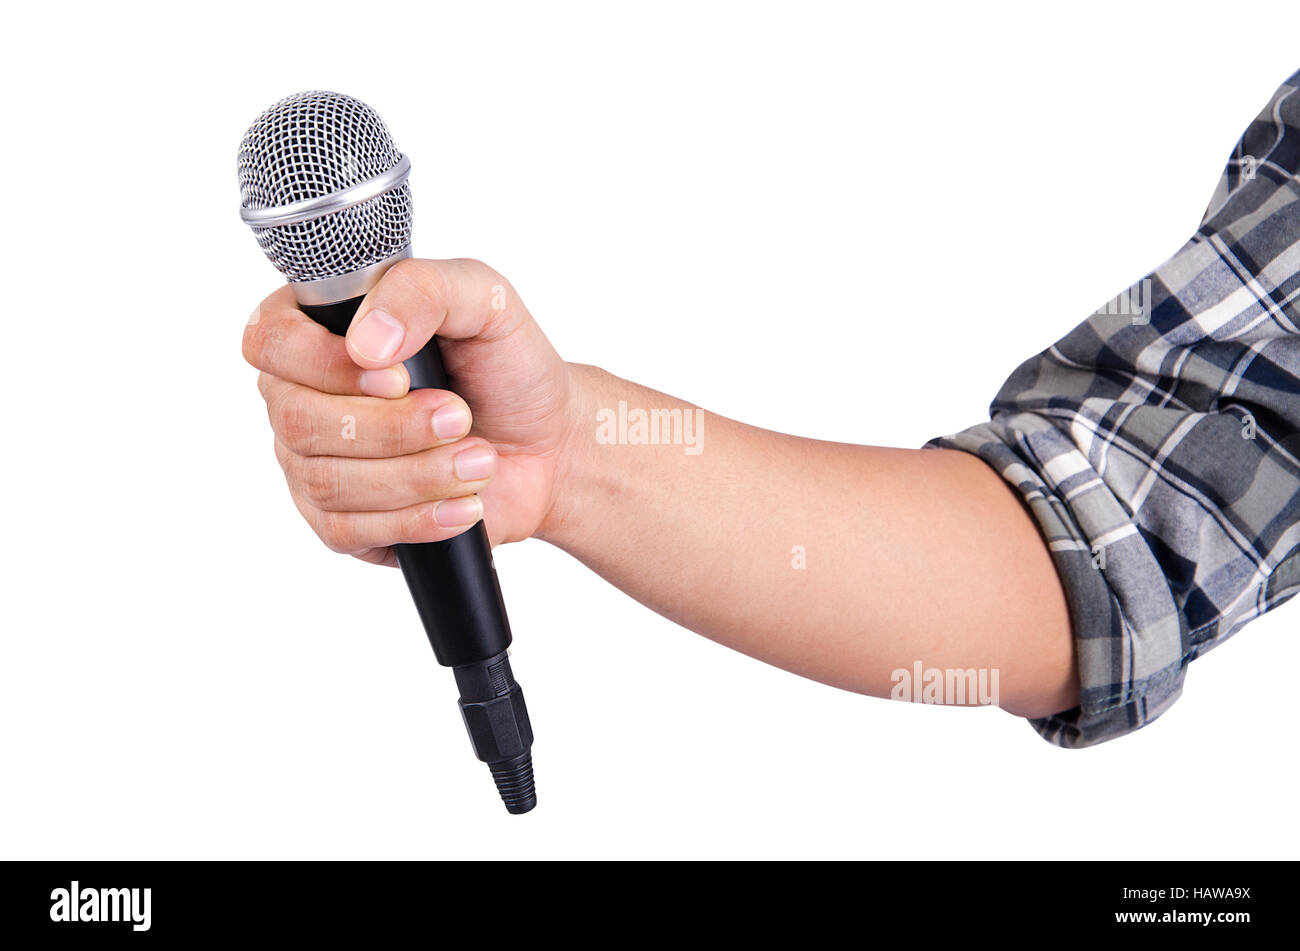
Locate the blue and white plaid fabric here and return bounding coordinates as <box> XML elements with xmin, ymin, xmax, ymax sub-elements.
<box><xmin>928</xmin><ymin>69</ymin><xmax>1300</xmax><ymax>747</ymax></box>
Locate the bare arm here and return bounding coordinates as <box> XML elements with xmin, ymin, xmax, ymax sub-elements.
<box><xmin>540</xmin><ymin>366</ymin><xmax>1077</xmax><ymax>716</ymax></box>
<box><xmin>243</xmin><ymin>258</ymin><xmax>1078</xmax><ymax>721</ymax></box>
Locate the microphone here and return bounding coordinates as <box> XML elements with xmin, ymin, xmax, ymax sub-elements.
<box><xmin>237</xmin><ymin>91</ymin><xmax>537</xmax><ymax>814</ymax></box>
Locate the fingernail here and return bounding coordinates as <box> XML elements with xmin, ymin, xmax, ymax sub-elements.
<box><xmin>432</xmin><ymin>403</ymin><xmax>471</xmax><ymax>439</ymax></box>
<box><xmin>350</xmin><ymin>308</ymin><xmax>405</xmax><ymax>363</ymax></box>
<box><xmin>359</xmin><ymin>367</ymin><xmax>408</xmax><ymax>399</ymax></box>
<box><xmin>247</xmin><ymin>306</ymin><xmax>261</xmax><ymax>326</ymax></box>
<box><xmin>453</xmin><ymin>445</ymin><xmax>496</xmax><ymax>481</ymax></box>
<box><xmin>434</xmin><ymin>496</ymin><xmax>483</xmax><ymax>528</ymax></box>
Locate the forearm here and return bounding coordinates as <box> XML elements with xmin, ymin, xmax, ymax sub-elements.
<box><xmin>539</xmin><ymin>364</ymin><xmax>1078</xmax><ymax>716</ymax></box>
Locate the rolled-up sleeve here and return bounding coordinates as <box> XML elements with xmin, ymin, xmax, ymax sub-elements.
<box><xmin>927</xmin><ymin>68</ymin><xmax>1300</xmax><ymax>747</ymax></box>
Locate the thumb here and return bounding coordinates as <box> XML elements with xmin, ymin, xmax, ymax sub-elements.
<box><xmin>345</xmin><ymin>258</ymin><xmax>516</xmax><ymax>370</ymax></box>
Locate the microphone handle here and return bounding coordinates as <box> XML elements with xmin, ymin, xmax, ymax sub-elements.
<box><xmin>299</xmin><ymin>296</ymin><xmax>537</xmax><ymax>815</ymax></box>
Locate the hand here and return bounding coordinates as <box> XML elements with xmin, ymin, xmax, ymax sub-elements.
<box><xmin>242</xmin><ymin>258</ymin><xmax>581</xmax><ymax>566</ymax></box>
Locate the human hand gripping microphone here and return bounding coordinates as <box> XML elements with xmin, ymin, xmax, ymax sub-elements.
<box><xmin>237</xmin><ymin>91</ymin><xmax>536</xmax><ymax>814</ymax></box>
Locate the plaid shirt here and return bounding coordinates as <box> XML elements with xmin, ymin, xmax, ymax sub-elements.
<box><xmin>928</xmin><ymin>68</ymin><xmax>1300</xmax><ymax>747</ymax></box>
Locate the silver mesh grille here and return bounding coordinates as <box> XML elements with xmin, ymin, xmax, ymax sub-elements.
<box><xmin>237</xmin><ymin>91</ymin><xmax>413</xmax><ymax>283</ymax></box>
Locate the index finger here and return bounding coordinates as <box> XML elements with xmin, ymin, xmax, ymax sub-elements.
<box><xmin>243</xmin><ymin>286</ymin><xmax>411</xmax><ymax>398</ymax></box>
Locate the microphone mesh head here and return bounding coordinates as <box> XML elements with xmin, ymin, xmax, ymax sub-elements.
<box><xmin>238</xmin><ymin>91</ymin><xmax>413</xmax><ymax>283</ymax></box>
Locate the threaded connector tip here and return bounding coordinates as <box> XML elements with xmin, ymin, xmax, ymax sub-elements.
<box><xmin>489</xmin><ymin>753</ymin><xmax>537</xmax><ymax>814</ymax></box>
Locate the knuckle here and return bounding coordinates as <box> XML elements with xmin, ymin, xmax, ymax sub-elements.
<box><xmin>412</xmin><ymin>451</ymin><xmax>454</xmax><ymax>500</ymax></box>
<box><xmin>272</xmin><ymin>437</ymin><xmax>294</xmax><ymax>472</ymax></box>
<box><xmin>458</xmin><ymin>258</ymin><xmax>517</xmax><ymax>336</ymax></box>
<box><xmin>272</xmin><ymin>392</ymin><xmax>317</xmax><ymax>453</ymax></box>
<box><xmin>243</xmin><ymin>312</ymin><xmax>285</xmax><ymax>371</ymax></box>
<box><xmin>299</xmin><ymin>456</ymin><xmax>343</xmax><ymax>509</ymax></box>
<box><xmin>390</xmin><ymin>257</ymin><xmax>450</xmax><ymax>310</ymax></box>
<box><xmin>241</xmin><ymin>319</ymin><xmax>265</xmax><ymax>367</ymax></box>
<box><xmin>465</xmin><ymin>258</ymin><xmax>511</xmax><ymax>300</ymax></box>
<box><xmin>318</xmin><ymin>347</ymin><xmax>354</xmax><ymax>394</ymax></box>
<box><xmin>316</xmin><ymin>510</ymin><xmax>359</xmax><ymax>554</ymax></box>
<box><xmin>386</xmin><ymin>256</ymin><xmax>425</xmax><ymax>284</ymax></box>
<box><xmin>400</xmin><ymin>504</ymin><xmax>436</xmax><ymax>543</ymax></box>
<box><xmin>385</xmin><ymin>404</ymin><xmax>417</xmax><ymax>455</ymax></box>
<box><xmin>456</xmin><ymin>257</ymin><xmax>496</xmax><ymax>281</ymax></box>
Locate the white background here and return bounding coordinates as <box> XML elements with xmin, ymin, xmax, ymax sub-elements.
<box><xmin>1</xmin><ymin>0</ymin><xmax>1297</xmax><ymax>859</ymax></box>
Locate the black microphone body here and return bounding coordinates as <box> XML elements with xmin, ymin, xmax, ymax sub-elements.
<box><xmin>300</xmin><ymin>295</ymin><xmax>536</xmax><ymax>815</ymax></box>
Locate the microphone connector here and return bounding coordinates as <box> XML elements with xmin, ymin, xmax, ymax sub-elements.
<box><xmin>453</xmin><ymin>652</ymin><xmax>537</xmax><ymax>814</ymax></box>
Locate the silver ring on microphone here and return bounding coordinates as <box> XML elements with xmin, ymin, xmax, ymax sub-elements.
<box><xmin>239</xmin><ymin>154</ymin><xmax>411</xmax><ymax>228</ymax></box>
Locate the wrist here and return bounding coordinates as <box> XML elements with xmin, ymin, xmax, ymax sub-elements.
<box><xmin>534</xmin><ymin>362</ymin><xmax>607</xmax><ymax>549</ymax></box>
